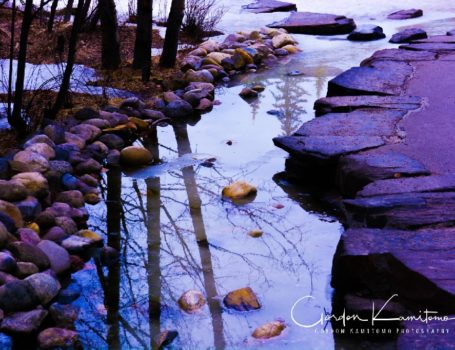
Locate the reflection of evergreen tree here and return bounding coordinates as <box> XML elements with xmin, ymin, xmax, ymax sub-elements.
<box><xmin>314</xmin><ymin>65</ymin><xmax>329</xmax><ymax>99</ymax></box>
<box><xmin>271</xmin><ymin>76</ymin><xmax>308</xmax><ymax>136</ymax></box>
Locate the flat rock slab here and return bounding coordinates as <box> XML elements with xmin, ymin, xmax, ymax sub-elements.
<box><xmin>337</xmin><ymin>150</ymin><xmax>429</xmax><ymax>196</ymax></box>
<box><xmin>345</xmin><ymin>192</ymin><xmax>455</xmax><ymax>228</ymax></box>
<box><xmin>401</xmin><ymin>43</ymin><xmax>455</xmax><ymax>53</ymax></box>
<box><xmin>314</xmin><ymin>95</ymin><xmax>422</xmax><ymax>115</ymax></box>
<box><xmin>387</xmin><ymin>9</ymin><xmax>423</xmax><ymax>20</ymax></box>
<box><xmin>358</xmin><ymin>174</ymin><xmax>455</xmax><ymax>197</ymax></box>
<box><xmin>294</xmin><ymin>109</ymin><xmax>405</xmax><ymax>137</ymax></box>
<box><xmin>328</xmin><ymin>61</ymin><xmax>413</xmax><ymax>96</ymax></box>
<box><xmin>389</xmin><ymin>28</ymin><xmax>427</xmax><ymax>44</ymax></box>
<box><xmin>242</xmin><ymin>0</ymin><xmax>297</xmax><ymax>13</ymax></box>
<box><xmin>361</xmin><ymin>48</ymin><xmax>437</xmax><ymax>65</ymax></box>
<box><xmin>410</xmin><ymin>35</ymin><xmax>455</xmax><ymax>44</ymax></box>
<box><xmin>273</xmin><ymin>135</ymin><xmax>385</xmax><ymax>160</ymax></box>
<box><xmin>267</xmin><ymin>12</ymin><xmax>356</xmax><ymax>35</ymax></box>
<box><xmin>333</xmin><ymin>228</ymin><xmax>455</xmax><ymax>313</ymax></box>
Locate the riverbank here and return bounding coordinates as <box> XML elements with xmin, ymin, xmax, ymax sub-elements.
<box><xmin>274</xmin><ymin>34</ymin><xmax>455</xmax><ymax>346</ymax></box>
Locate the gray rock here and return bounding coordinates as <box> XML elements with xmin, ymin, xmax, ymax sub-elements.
<box><xmin>387</xmin><ymin>8</ymin><xmax>423</xmax><ymax>20</ymax></box>
<box><xmin>267</xmin><ymin>11</ymin><xmax>356</xmax><ymax>35</ymax></box>
<box><xmin>38</xmin><ymin>327</ymin><xmax>79</xmax><ymax>348</ymax></box>
<box><xmin>74</xmin><ymin>107</ymin><xmax>99</xmax><ymax>120</ymax></box>
<box><xmin>55</xmin><ymin>190</ymin><xmax>85</xmax><ymax>208</ymax></box>
<box><xmin>243</xmin><ymin>0</ymin><xmax>297</xmax><ymax>13</ymax></box>
<box><xmin>42</xmin><ymin>227</ymin><xmax>67</xmax><ymax>242</ymax></box>
<box><xmin>390</xmin><ymin>28</ymin><xmax>427</xmax><ymax>43</ymax></box>
<box><xmin>18</xmin><ymin>228</ymin><xmax>41</xmax><ymax>246</ymax></box>
<box><xmin>61</xmin><ymin>235</ymin><xmax>93</xmax><ymax>254</ymax></box>
<box><xmin>56</xmin><ymin>281</ymin><xmax>81</xmax><ymax>304</ymax></box>
<box><xmin>0</xmin><ymin>309</ymin><xmax>48</xmax><ymax>334</ymax></box>
<box><xmin>74</xmin><ymin>158</ymin><xmax>102</xmax><ymax>175</ymax></box>
<box><xmin>98</xmin><ymin>134</ymin><xmax>125</xmax><ymax>150</ymax></box>
<box><xmin>24</xmin><ymin>143</ymin><xmax>55</xmax><ymax>160</ymax></box>
<box><xmin>55</xmin><ymin>216</ymin><xmax>78</xmax><ymax>235</ymax></box>
<box><xmin>0</xmin><ymin>252</ymin><xmax>17</xmax><ymax>273</ymax></box>
<box><xmin>347</xmin><ymin>25</ymin><xmax>386</xmax><ymax>41</ymax></box>
<box><xmin>11</xmin><ymin>172</ymin><xmax>49</xmax><ymax>199</ymax></box>
<box><xmin>84</xmin><ymin>141</ymin><xmax>109</xmax><ymax>161</ymax></box>
<box><xmin>164</xmin><ymin>100</ymin><xmax>194</xmax><ymax>118</ymax></box>
<box><xmin>10</xmin><ymin>150</ymin><xmax>50</xmax><ymax>173</ymax></box>
<box><xmin>38</xmin><ymin>240</ymin><xmax>71</xmax><ymax>275</ymax></box>
<box><xmin>0</xmin><ymin>222</ymin><xmax>9</xmax><ymax>248</ymax></box>
<box><xmin>0</xmin><ymin>280</ymin><xmax>40</xmax><ymax>311</ymax></box>
<box><xmin>48</xmin><ymin>160</ymin><xmax>73</xmax><ymax>176</ymax></box>
<box><xmin>0</xmin><ymin>179</ymin><xmax>27</xmax><ymax>202</ymax></box>
<box><xmin>69</xmin><ymin>124</ymin><xmax>102</xmax><ymax>142</ymax></box>
<box><xmin>49</xmin><ymin>303</ymin><xmax>79</xmax><ymax>328</ymax></box>
<box><xmin>24</xmin><ymin>134</ymin><xmax>55</xmax><ymax>148</ymax></box>
<box><xmin>15</xmin><ymin>262</ymin><xmax>39</xmax><ymax>278</ymax></box>
<box><xmin>25</xmin><ymin>272</ymin><xmax>61</xmax><ymax>304</ymax></box>
<box><xmin>43</xmin><ymin>124</ymin><xmax>66</xmax><ymax>144</ymax></box>
<box><xmin>14</xmin><ymin>196</ymin><xmax>42</xmax><ymax>221</ymax></box>
<box><xmin>8</xmin><ymin>242</ymin><xmax>50</xmax><ymax>270</ymax></box>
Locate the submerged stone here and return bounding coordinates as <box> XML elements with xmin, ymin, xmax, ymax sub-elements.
<box><xmin>178</xmin><ymin>290</ymin><xmax>206</xmax><ymax>313</ymax></box>
<box><xmin>252</xmin><ymin>320</ymin><xmax>286</xmax><ymax>339</ymax></box>
<box><xmin>223</xmin><ymin>287</ymin><xmax>261</xmax><ymax>311</ymax></box>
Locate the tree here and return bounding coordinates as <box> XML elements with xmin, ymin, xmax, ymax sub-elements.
<box><xmin>64</xmin><ymin>0</ymin><xmax>75</xmax><ymax>22</ymax></box>
<box><xmin>133</xmin><ymin>0</ymin><xmax>153</xmax><ymax>81</ymax></box>
<box><xmin>159</xmin><ymin>0</ymin><xmax>184</xmax><ymax>68</ymax></box>
<box><xmin>47</xmin><ymin>0</ymin><xmax>59</xmax><ymax>32</ymax></box>
<box><xmin>49</xmin><ymin>0</ymin><xmax>86</xmax><ymax>118</ymax></box>
<box><xmin>99</xmin><ymin>0</ymin><xmax>121</xmax><ymax>69</ymax></box>
<box><xmin>10</xmin><ymin>0</ymin><xmax>34</xmax><ymax>133</ymax></box>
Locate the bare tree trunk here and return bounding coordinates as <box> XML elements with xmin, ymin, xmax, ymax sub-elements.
<box><xmin>49</xmin><ymin>0</ymin><xmax>85</xmax><ymax>118</ymax></box>
<box><xmin>99</xmin><ymin>0</ymin><xmax>121</xmax><ymax>69</ymax></box>
<box><xmin>47</xmin><ymin>0</ymin><xmax>58</xmax><ymax>32</ymax></box>
<box><xmin>10</xmin><ymin>0</ymin><xmax>34</xmax><ymax>134</ymax></box>
<box><xmin>159</xmin><ymin>0</ymin><xmax>184</xmax><ymax>68</ymax></box>
<box><xmin>6</xmin><ymin>0</ymin><xmax>16</xmax><ymax>122</ymax></box>
<box><xmin>64</xmin><ymin>0</ymin><xmax>74</xmax><ymax>22</ymax></box>
<box><xmin>133</xmin><ymin>0</ymin><xmax>153</xmax><ymax>81</ymax></box>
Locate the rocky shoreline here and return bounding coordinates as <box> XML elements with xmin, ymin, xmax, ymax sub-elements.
<box><xmin>274</xmin><ymin>34</ymin><xmax>455</xmax><ymax>345</ymax></box>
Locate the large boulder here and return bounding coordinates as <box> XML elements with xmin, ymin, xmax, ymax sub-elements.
<box><xmin>10</xmin><ymin>150</ymin><xmax>50</xmax><ymax>173</ymax></box>
<box><xmin>347</xmin><ymin>25</ymin><xmax>386</xmax><ymax>41</ymax></box>
<box><xmin>38</xmin><ymin>240</ymin><xmax>71</xmax><ymax>275</ymax></box>
<box><xmin>267</xmin><ymin>12</ymin><xmax>356</xmax><ymax>35</ymax></box>
<box><xmin>120</xmin><ymin>146</ymin><xmax>154</xmax><ymax>167</ymax></box>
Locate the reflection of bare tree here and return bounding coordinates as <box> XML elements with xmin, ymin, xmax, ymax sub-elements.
<box><xmin>271</xmin><ymin>76</ymin><xmax>307</xmax><ymax>136</ymax></box>
<box><xmin>173</xmin><ymin>123</ymin><xmax>226</xmax><ymax>349</ymax></box>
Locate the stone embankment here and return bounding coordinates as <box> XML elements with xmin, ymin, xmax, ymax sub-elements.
<box><xmin>274</xmin><ymin>35</ymin><xmax>455</xmax><ymax>343</ymax></box>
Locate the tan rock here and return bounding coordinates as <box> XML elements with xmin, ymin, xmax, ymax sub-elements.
<box><xmin>223</xmin><ymin>287</ymin><xmax>261</xmax><ymax>311</ymax></box>
<box><xmin>272</xmin><ymin>33</ymin><xmax>296</xmax><ymax>48</ymax></box>
<box><xmin>222</xmin><ymin>181</ymin><xmax>257</xmax><ymax>200</ymax></box>
<box><xmin>178</xmin><ymin>290</ymin><xmax>206</xmax><ymax>313</ymax></box>
<box><xmin>120</xmin><ymin>146</ymin><xmax>153</xmax><ymax>167</ymax></box>
<box><xmin>252</xmin><ymin>320</ymin><xmax>286</xmax><ymax>339</ymax></box>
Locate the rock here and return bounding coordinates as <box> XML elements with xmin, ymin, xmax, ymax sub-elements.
<box><xmin>9</xmin><ymin>242</ymin><xmax>50</xmax><ymax>270</ymax></box>
<box><xmin>38</xmin><ymin>240</ymin><xmax>71</xmax><ymax>275</ymax></box>
<box><xmin>183</xmin><ymin>89</ymin><xmax>212</xmax><ymax>107</ymax></box>
<box><xmin>64</xmin><ymin>132</ymin><xmax>86</xmax><ymax>150</ymax></box>
<box><xmin>70</xmin><ymin>124</ymin><xmax>101</xmax><ymax>142</ymax></box>
<box><xmin>0</xmin><ymin>222</ymin><xmax>9</xmax><ymax>248</ymax></box>
<box><xmin>79</xmin><ymin>174</ymin><xmax>98</xmax><ymax>187</ymax></box>
<box><xmin>164</xmin><ymin>100</ymin><xmax>194</xmax><ymax>119</ymax></box>
<box><xmin>24</xmin><ymin>143</ymin><xmax>55</xmax><ymax>160</ymax></box>
<box><xmin>252</xmin><ymin>320</ymin><xmax>286</xmax><ymax>339</ymax></box>
<box><xmin>243</xmin><ymin>0</ymin><xmax>297</xmax><ymax>13</ymax></box>
<box><xmin>120</xmin><ymin>146</ymin><xmax>153</xmax><ymax>167</ymax></box>
<box><xmin>207</xmin><ymin>52</ymin><xmax>231</xmax><ymax>64</ymax></box>
<box><xmin>239</xmin><ymin>88</ymin><xmax>259</xmax><ymax>99</ymax></box>
<box><xmin>401</xmin><ymin>42</ymin><xmax>455</xmax><ymax>53</ymax></box>
<box><xmin>267</xmin><ymin>12</ymin><xmax>356</xmax><ymax>35</ymax></box>
<box><xmin>248</xmin><ymin>229</ymin><xmax>263</xmax><ymax>238</ymax></box>
<box><xmin>98</xmin><ymin>134</ymin><xmax>125</xmax><ymax>150</ymax></box>
<box><xmin>184</xmin><ymin>69</ymin><xmax>214</xmax><ymax>83</ymax></box>
<box><xmin>0</xmin><ymin>200</ymin><xmax>23</xmax><ymax>229</ymax></box>
<box><xmin>15</xmin><ymin>196</ymin><xmax>41</xmax><ymax>221</ymax></box>
<box><xmin>56</xmin><ymin>190</ymin><xmax>85</xmax><ymax>208</ymax></box>
<box><xmin>0</xmin><ymin>280</ymin><xmax>40</xmax><ymax>311</ymax></box>
<box><xmin>48</xmin><ymin>160</ymin><xmax>73</xmax><ymax>176</ymax></box>
<box><xmin>100</xmin><ymin>246</ymin><xmax>119</xmax><ymax>266</ymax></box>
<box><xmin>282</xmin><ymin>44</ymin><xmax>299</xmax><ymax>53</ymax></box>
<box><xmin>389</xmin><ymin>28</ymin><xmax>427</xmax><ymax>43</ymax></box>
<box><xmin>0</xmin><ymin>212</ymin><xmax>17</xmax><ymax>233</ymax></box>
<box><xmin>43</xmin><ymin>124</ymin><xmax>66</xmax><ymax>144</ymax></box>
<box><xmin>15</xmin><ymin>262</ymin><xmax>39</xmax><ymax>277</ymax></box>
<box><xmin>61</xmin><ymin>235</ymin><xmax>93</xmax><ymax>254</ymax></box>
<box><xmin>76</xmin><ymin>229</ymin><xmax>103</xmax><ymax>244</ymax></box>
<box><xmin>74</xmin><ymin>107</ymin><xmax>99</xmax><ymax>120</ymax></box>
<box><xmin>83</xmin><ymin>118</ymin><xmax>111</xmax><ymax>129</ymax></box>
<box><xmin>25</xmin><ymin>272</ymin><xmax>60</xmax><ymax>304</ymax></box>
<box><xmin>85</xmin><ymin>141</ymin><xmax>109</xmax><ymax>160</ymax></box>
<box><xmin>142</xmin><ymin>109</ymin><xmax>166</xmax><ymax>120</ymax></box>
<box><xmin>274</xmin><ymin>48</ymin><xmax>289</xmax><ymax>56</ymax></box>
<box><xmin>387</xmin><ymin>8</ymin><xmax>423</xmax><ymax>20</ymax></box>
<box><xmin>185</xmin><ymin>82</ymin><xmax>215</xmax><ymax>94</ymax></box>
<box><xmin>153</xmin><ymin>330</ymin><xmax>179</xmax><ymax>349</ymax></box>
<box><xmin>0</xmin><ymin>309</ymin><xmax>48</xmax><ymax>334</ymax></box>
<box><xmin>181</xmin><ymin>55</ymin><xmax>202</xmax><ymax>71</ymax></box>
<box><xmin>74</xmin><ymin>159</ymin><xmax>102</xmax><ymax>175</ymax></box>
<box><xmin>223</xmin><ymin>287</ymin><xmax>261</xmax><ymax>311</ymax></box>
<box><xmin>328</xmin><ymin>61</ymin><xmax>413</xmax><ymax>96</ymax></box>
<box><xmin>84</xmin><ymin>192</ymin><xmax>100</xmax><ymax>205</ymax></box>
<box><xmin>42</xmin><ymin>226</ymin><xmax>67</xmax><ymax>242</ymax></box>
<box><xmin>188</xmin><ymin>47</ymin><xmax>207</xmax><ymax>57</ymax></box>
<box><xmin>11</xmin><ymin>172</ymin><xmax>49</xmax><ymax>199</ymax></box>
<box><xmin>0</xmin><ymin>179</ymin><xmax>27</xmax><ymax>202</ymax></box>
<box><xmin>11</xmin><ymin>150</ymin><xmax>50</xmax><ymax>173</ymax></box>
<box><xmin>178</xmin><ymin>290</ymin><xmax>206</xmax><ymax>313</ymax></box>
<box><xmin>347</xmin><ymin>25</ymin><xmax>386</xmax><ymax>41</ymax></box>
<box><xmin>56</xmin><ymin>281</ymin><xmax>81</xmax><ymax>304</ymax></box>
<box><xmin>195</xmin><ymin>98</ymin><xmax>213</xmax><ymax>111</ymax></box>
<box><xmin>199</xmin><ymin>40</ymin><xmax>219</xmax><ymax>53</ymax></box>
<box><xmin>24</xmin><ymin>134</ymin><xmax>55</xmax><ymax>148</ymax></box>
<box><xmin>38</xmin><ymin>327</ymin><xmax>78</xmax><ymax>348</ymax></box>
<box><xmin>0</xmin><ymin>157</ymin><xmax>10</xmax><ymax>180</ymax></box>
<box><xmin>448</xmin><ymin>29</ymin><xmax>455</xmax><ymax>36</ymax></box>
<box><xmin>49</xmin><ymin>303</ymin><xmax>79</xmax><ymax>328</ymax></box>
<box><xmin>18</xmin><ymin>228</ymin><xmax>40</xmax><ymax>246</ymax></box>
<box><xmin>47</xmin><ymin>203</ymin><xmax>72</xmax><ymax>218</ymax></box>
<box><xmin>272</xmin><ymin>33</ymin><xmax>296</xmax><ymax>48</ymax></box>
<box><xmin>163</xmin><ymin>91</ymin><xmax>181</xmax><ymax>103</ymax></box>
<box><xmin>55</xmin><ymin>216</ymin><xmax>78</xmax><ymax>235</ymax></box>
<box><xmin>0</xmin><ymin>252</ymin><xmax>17</xmax><ymax>273</ymax></box>
<box><xmin>106</xmin><ymin>149</ymin><xmax>121</xmax><ymax>167</ymax></box>
<box><xmin>0</xmin><ymin>271</ymin><xmax>17</xmax><ymax>284</ymax></box>
<box><xmin>222</xmin><ymin>181</ymin><xmax>257</xmax><ymax>201</ymax></box>
<box><xmin>69</xmin><ymin>255</ymin><xmax>84</xmax><ymax>272</ymax></box>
